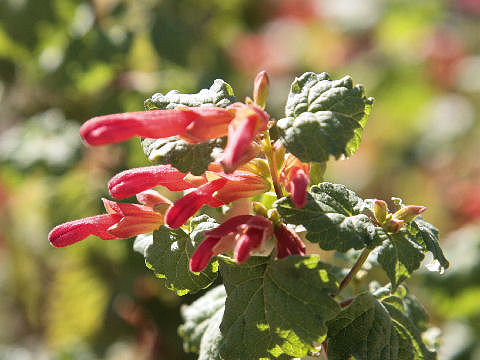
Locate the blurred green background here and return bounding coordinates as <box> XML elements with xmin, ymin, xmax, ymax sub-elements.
<box><xmin>0</xmin><ymin>0</ymin><xmax>479</xmax><ymax>359</ymax></box>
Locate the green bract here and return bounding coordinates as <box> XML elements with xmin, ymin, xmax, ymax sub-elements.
<box><xmin>277</xmin><ymin>72</ymin><xmax>374</xmax><ymax>163</ymax></box>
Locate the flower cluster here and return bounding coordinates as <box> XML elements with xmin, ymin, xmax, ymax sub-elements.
<box><xmin>49</xmin><ymin>71</ymin><xmax>309</xmax><ymax>270</ymax></box>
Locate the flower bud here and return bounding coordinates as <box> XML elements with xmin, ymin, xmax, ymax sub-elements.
<box><xmin>393</xmin><ymin>205</ymin><xmax>427</xmax><ymax>223</ymax></box>
<box><xmin>273</xmin><ymin>140</ymin><xmax>286</xmax><ymax>171</ymax></box>
<box><xmin>253</xmin><ymin>202</ymin><xmax>268</xmax><ymax>217</ymax></box>
<box><xmin>253</xmin><ymin>70</ymin><xmax>269</xmax><ymax>109</ymax></box>
<box><xmin>374</xmin><ymin>199</ymin><xmax>388</xmax><ymax>224</ymax></box>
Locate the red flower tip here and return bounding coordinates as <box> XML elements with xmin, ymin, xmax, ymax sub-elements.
<box><xmin>280</xmin><ymin>154</ymin><xmax>310</xmax><ymax>208</ymax></box>
<box><xmin>274</xmin><ymin>224</ymin><xmax>306</xmax><ymax>259</ymax></box>
<box><xmin>80</xmin><ymin>109</ymin><xmax>198</xmax><ymax>145</ymax></box>
<box><xmin>220</xmin><ymin>104</ymin><xmax>269</xmax><ymax>173</ymax></box>
<box><xmin>108</xmin><ymin>165</ymin><xmax>195</xmax><ymax>199</ymax></box>
<box><xmin>48</xmin><ymin>214</ymin><xmax>121</xmax><ymax>247</ymax></box>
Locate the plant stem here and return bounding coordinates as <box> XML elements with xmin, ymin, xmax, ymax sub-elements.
<box><xmin>262</xmin><ymin>130</ymin><xmax>284</xmax><ymax>199</ymax></box>
<box><xmin>333</xmin><ymin>248</ymin><xmax>371</xmax><ymax>298</ymax></box>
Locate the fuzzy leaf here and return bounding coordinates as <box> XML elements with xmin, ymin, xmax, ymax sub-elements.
<box><xmin>144</xmin><ymin>79</ymin><xmax>236</xmax><ymax>110</ymax></box>
<box><xmin>144</xmin><ymin>215</ymin><xmax>219</xmax><ymax>295</ymax></box>
<box><xmin>141</xmin><ymin>137</ymin><xmax>226</xmax><ymax>175</ymax></box>
<box><xmin>277</xmin><ymin>72</ymin><xmax>374</xmax><ymax>163</ymax></box>
<box><xmin>377</xmin><ymin>232</ymin><xmax>426</xmax><ymax>290</ymax></box>
<box><xmin>275</xmin><ymin>182</ymin><xmax>386</xmax><ymax>252</ymax></box>
<box><xmin>327</xmin><ymin>290</ymin><xmax>436</xmax><ymax>360</ymax></box>
<box><xmin>219</xmin><ymin>255</ymin><xmax>340</xmax><ymax>359</ymax></box>
<box><xmin>179</xmin><ymin>285</ymin><xmax>226</xmax><ymax>356</ymax></box>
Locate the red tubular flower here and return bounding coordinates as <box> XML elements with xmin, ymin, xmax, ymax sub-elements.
<box><xmin>108</xmin><ymin>165</ymin><xmax>199</xmax><ymax>199</ymax></box>
<box><xmin>165</xmin><ymin>178</ymin><xmax>227</xmax><ymax>229</ymax></box>
<box><xmin>280</xmin><ymin>154</ymin><xmax>310</xmax><ymax>208</ymax></box>
<box><xmin>164</xmin><ymin>164</ymin><xmax>271</xmax><ymax>229</ymax></box>
<box><xmin>220</xmin><ymin>104</ymin><xmax>269</xmax><ymax>173</ymax></box>
<box><xmin>49</xmin><ymin>198</ymin><xmax>166</xmax><ymax>247</ymax></box>
<box><xmin>80</xmin><ymin>107</ymin><xmax>234</xmax><ymax>146</ymax></box>
<box><xmin>274</xmin><ymin>223</ymin><xmax>306</xmax><ymax>258</ymax></box>
<box><xmin>48</xmin><ymin>214</ymin><xmax>122</xmax><ymax>247</ymax></box>
<box><xmin>190</xmin><ymin>215</ymin><xmax>273</xmax><ymax>272</ymax></box>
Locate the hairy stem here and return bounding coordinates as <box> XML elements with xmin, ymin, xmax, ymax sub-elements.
<box><xmin>334</xmin><ymin>248</ymin><xmax>371</xmax><ymax>298</ymax></box>
<box><xmin>262</xmin><ymin>130</ymin><xmax>284</xmax><ymax>199</ymax></box>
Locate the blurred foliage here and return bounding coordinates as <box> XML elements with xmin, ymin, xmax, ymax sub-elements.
<box><xmin>0</xmin><ymin>0</ymin><xmax>479</xmax><ymax>359</ymax></box>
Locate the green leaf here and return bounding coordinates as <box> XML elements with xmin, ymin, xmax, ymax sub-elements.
<box><xmin>144</xmin><ymin>215</ymin><xmax>219</xmax><ymax>295</ymax></box>
<box><xmin>274</xmin><ymin>182</ymin><xmax>386</xmax><ymax>252</ymax></box>
<box><xmin>277</xmin><ymin>72</ymin><xmax>374</xmax><ymax>163</ymax></box>
<box><xmin>377</xmin><ymin>232</ymin><xmax>426</xmax><ymax>290</ymax></box>
<box><xmin>377</xmin><ymin>216</ymin><xmax>449</xmax><ymax>290</ymax></box>
<box><xmin>142</xmin><ymin>79</ymin><xmax>235</xmax><ymax>175</ymax></box>
<box><xmin>141</xmin><ymin>137</ymin><xmax>226</xmax><ymax>176</ymax></box>
<box><xmin>144</xmin><ymin>79</ymin><xmax>236</xmax><ymax>110</ymax></box>
<box><xmin>179</xmin><ymin>285</ymin><xmax>226</xmax><ymax>356</ymax></box>
<box><xmin>219</xmin><ymin>255</ymin><xmax>340</xmax><ymax>359</ymax></box>
<box><xmin>327</xmin><ymin>291</ymin><xmax>436</xmax><ymax>360</ymax></box>
<box><xmin>409</xmin><ymin>218</ymin><xmax>449</xmax><ymax>273</ymax></box>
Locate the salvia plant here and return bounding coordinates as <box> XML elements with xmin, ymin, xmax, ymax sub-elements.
<box><xmin>49</xmin><ymin>71</ymin><xmax>450</xmax><ymax>360</ymax></box>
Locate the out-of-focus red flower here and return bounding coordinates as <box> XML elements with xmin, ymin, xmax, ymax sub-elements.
<box><xmin>80</xmin><ymin>107</ymin><xmax>234</xmax><ymax>146</ymax></box>
<box><xmin>280</xmin><ymin>154</ymin><xmax>310</xmax><ymax>208</ymax></box>
<box><xmin>424</xmin><ymin>30</ymin><xmax>464</xmax><ymax>89</ymax></box>
<box><xmin>190</xmin><ymin>215</ymin><xmax>273</xmax><ymax>272</ymax></box>
<box><xmin>49</xmin><ymin>192</ymin><xmax>168</xmax><ymax>247</ymax></box>
<box><xmin>220</xmin><ymin>104</ymin><xmax>269</xmax><ymax>173</ymax></box>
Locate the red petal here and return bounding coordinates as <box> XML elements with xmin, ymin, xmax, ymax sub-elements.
<box><xmin>107</xmin><ymin>213</ymin><xmax>164</xmax><ymax>238</ymax></box>
<box><xmin>220</xmin><ymin>105</ymin><xmax>269</xmax><ymax>173</ymax></box>
<box><xmin>165</xmin><ymin>178</ymin><xmax>227</xmax><ymax>229</ymax></box>
<box><xmin>234</xmin><ymin>227</ymin><xmax>264</xmax><ymax>263</ymax></box>
<box><xmin>48</xmin><ymin>214</ymin><xmax>122</xmax><ymax>247</ymax></box>
<box><xmin>189</xmin><ymin>236</ymin><xmax>221</xmax><ymax>272</ymax></box>
<box><xmin>289</xmin><ymin>168</ymin><xmax>309</xmax><ymax>208</ymax></box>
<box><xmin>80</xmin><ymin>109</ymin><xmax>199</xmax><ymax>145</ymax></box>
<box><xmin>178</xmin><ymin>107</ymin><xmax>234</xmax><ymax>143</ymax></box>
<box><xmin>204</xmin><ymin>215</ymin><xmax>254</xmax><ymax>237</ymax></box>
<box><xmin>108</xmin><ymin>165</ymin><xmax>194</xmax><ymax>199</ymax></box>
<box><xmin>136</xmin><ymin>189</ymin><xmax>172</xmax><ymax>208</ymax></box>
<box><xmin>274</xmin><ymin>224</ymin><xmax>306</xmax><ymax>258</ymax></box>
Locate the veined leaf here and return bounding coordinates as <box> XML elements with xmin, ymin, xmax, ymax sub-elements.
<box><xmin>376</xmin><ymin>209</ymin><xmax>449</xmax><ymax>290</ymax></box>
<box><xmin>220</xmin><ymin>255</ymin><xmax>340</xmax><ymax>359</ymax></box>
<box><xmin>142</xmin><ymin>79</ymin><xmax>236</xmax><ymax>175</ymax></box>
<box><xmin>274</xmin><ymin>182</ymin><xmax>387</xmax><ymax>252</ymax></box>
<box><xmin>327</xmin><ymin>289</ymin><xmax>436</xmax><ymax>360</ymax></box>
<box><xmin>144</xmin><ymin>215</ymin><xmax>219</xmax><ymax>295</ymax></box>
<box><xmin>277</xmin><ymin>72</ymin><xmax>374</xmax><ymax>163</ymax></box>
